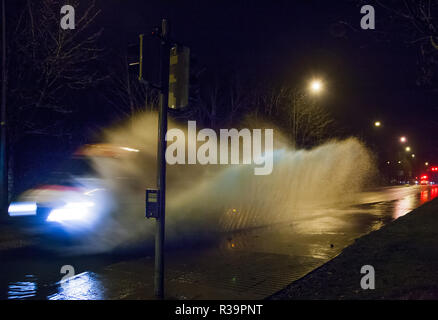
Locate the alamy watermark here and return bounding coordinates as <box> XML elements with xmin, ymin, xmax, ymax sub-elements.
<box><xmin>165</xmin><ymin>121</ymin><xmax>274</xmax><ymax>176</ymax></box>
<box><xmin>360</xmin><ymin>265</ymin><xmax>375</xmax><ymax>290</ymax></box>
<box><xmin>60</xmin><ymin>5</ymin><xmax>75</xmax><ymax>30</ymax></box>
<box><xmin>60</xmin><ymin>265</ymin><xmax>75</xmax><ymax>289</ymax></box>
<box><xmin>360</xmin><ymin>5</ymin><xmax>375</xmax><ymax>30</ymax></box>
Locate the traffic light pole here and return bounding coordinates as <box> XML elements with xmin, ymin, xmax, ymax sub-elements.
<box><xmin>155</xmin><ymin>18</ymin><xmax>170</xmax><ymax>300</ymax></box>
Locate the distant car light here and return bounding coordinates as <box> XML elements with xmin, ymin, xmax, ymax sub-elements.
<box><xmin>8</xmin><ymin>202</ymin><xmax>37</xmax><ymax>216</ymax></box>
<box><xmin>46</xmin><ymin>201</ymin><xmax>95</xmax><ymax>223</ymax></box>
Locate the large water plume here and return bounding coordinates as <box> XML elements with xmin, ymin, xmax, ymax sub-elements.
<box><xmin>76</xmin><ymin>112</ymin><xmax>376</xmax><ymax>254</ymax></box>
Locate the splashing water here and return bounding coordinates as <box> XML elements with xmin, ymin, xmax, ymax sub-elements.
<box><xmin>76</xmin><ymin>112</ymin><xmax>375</xmax><ymax>253</ymax></box>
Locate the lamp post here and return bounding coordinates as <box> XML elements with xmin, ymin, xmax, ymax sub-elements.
<box><xmin>291</xmin><ymin>78</ymin><xmax>325</xmax><ymax>145</ymax></box>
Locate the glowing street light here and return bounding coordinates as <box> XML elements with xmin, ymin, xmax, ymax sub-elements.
<box><xmin>405</xmin><ymin>146</ymin><xmax>411</xmax><ymax>152</ymax></box>
<box><xmin>425</xmin><ymin>162</ymin><xmax>429</xmax><ymax>166</ymax></box>
<box><xmin>411</xmin><ymin>154</ymin><xmax>415</xmax><ymax>158</ymax></box>
<box><xmin>400</xmin><ymin>136</ymin><xmax>407</xmax><ymax>143</ymax></box>
<box><xmin>309</xmin><ymin>79</ymin><xmax>323</xmax><ymax>94</ymax></box>
<box><xmin>374</xmin><ymin>121</ymin><xmax>381</xmax><ymax>127</ymax></box>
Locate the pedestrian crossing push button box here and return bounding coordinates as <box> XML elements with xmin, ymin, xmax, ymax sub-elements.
<box><xmin>145</xmin><ymin>189</ymin><xmax>159</xmax><ymax>219</ymax></box>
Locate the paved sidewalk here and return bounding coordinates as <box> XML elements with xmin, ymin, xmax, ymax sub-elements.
<box><xmin>49</xmin><ymin>249</ymin><xmax>325</xmax><ymax>300</ymax></box>
<box><xmin>270</xmin><ymin>198</ymin><xmax>438</xmax><ymax>299</ymax></box>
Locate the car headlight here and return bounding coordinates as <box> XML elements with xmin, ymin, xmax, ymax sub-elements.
<box><xmin>47</xmin><ymin>201</ymin><xmax>95</xmax><ymax>223</ymax></box>
<box><xmin>8</xmin><ymin>202</ymin><xmax>37</xmax><ymax>216</ymax></box>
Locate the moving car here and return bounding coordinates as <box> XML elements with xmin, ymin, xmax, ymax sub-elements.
<box><xmin>7</xmin><ymin>144</ymin><xmax>139</xmax><ymax>246</ymax></box>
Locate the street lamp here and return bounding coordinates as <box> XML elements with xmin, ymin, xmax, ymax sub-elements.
<box><xmin>425</xmin><ymin>162</ymin><xmax>429</xmax><ymax>166</ymax></box>
<box><xmin>374</xmin><ymin>121</ymin><xmax>381</xmax><ymax>127</ymax></box>
<box><xmin>400</xmin><ymin>136</ymin><xmax>407</xmax><ymax>143</ymax></box>
<box><xmin>411</xmin><ymin>154</ymin><xmax>415</xmax><ymax>158</ymax></box>
<box><xmin>405</xmin><ymin>146</ymin><xmax>411</xmax><ymax>152</ymax></box>
<box><xmin>309</xmin><ymin>79</ymin><xmax>323</xmax><ymax>94</ymax></box>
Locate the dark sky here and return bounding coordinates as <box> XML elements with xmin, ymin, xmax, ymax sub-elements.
<box><xmin>92</xmin><ymin>0</ymin><xmax>437</xmax><ymax>163</ymax></box>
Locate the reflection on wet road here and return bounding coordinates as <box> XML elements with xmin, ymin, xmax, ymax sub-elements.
<box><xmin>1</xmin><ymin>185</ymin><xmax>437</xmax><ymax>299</ymax></box>
<box><xmin>8</xmin><ymin>275</ymin><xmax>37</xmax><ymax>299</ymax></box>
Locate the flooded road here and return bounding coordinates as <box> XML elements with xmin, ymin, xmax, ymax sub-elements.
<box><xmin>1</xmin><ymin>185</ymin><xmax>437</xmax><ymax>300</ymax></box>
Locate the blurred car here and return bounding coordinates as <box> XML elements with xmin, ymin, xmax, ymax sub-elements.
<box><xmin>7</xmin><ymin>144</ymin><xmax>139</xmax><ymax>244</ymax></box>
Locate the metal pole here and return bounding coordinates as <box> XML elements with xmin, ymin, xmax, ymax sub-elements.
<box><xmin>1</xmin><ymin>0</ymin><xmax>8</xmax><ymax>221</ymax></box>
<box><xmin>155</xmin><ymin>18</ymin><xmax>170</xmax><ymax>299</ymax></box>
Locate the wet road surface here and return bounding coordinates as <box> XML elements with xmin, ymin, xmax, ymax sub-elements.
<box><xmin>1</xmin><ymin>185</ymin><xmax>437</xmax><ymax>299</ymax></box>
